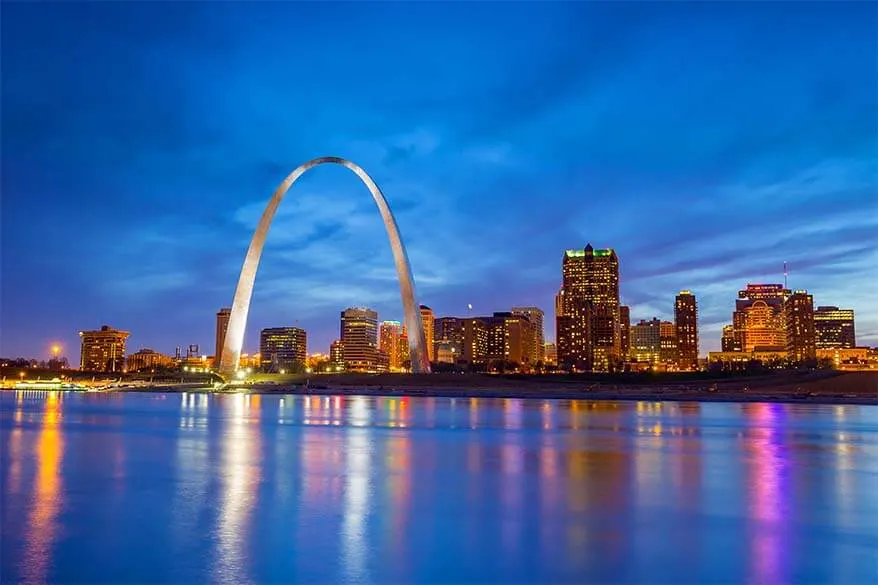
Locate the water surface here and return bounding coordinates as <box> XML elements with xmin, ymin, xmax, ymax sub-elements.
<box><xmin>2</xmin><ymin>391</ymin><xmax>876</xmax><ymax>584</ymax></box>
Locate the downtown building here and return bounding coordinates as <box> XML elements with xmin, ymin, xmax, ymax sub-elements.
<box><xmin>511</xmin><ymin>307</ymin><xmax>545</xmax><ymax>363</ymax></box>
<box><xmin>419</xmin><ymin>305</ymin><xmax>435</xmax><ymax>363</ymax></box>
<box><xmin>814</xmin><ymin>306</ymin><xmax>856</xmax><ymax>349</ymax></box>
<box><xmin>784</xmin><ymin>291</ymin><xmax>816</xmax><ymax>362</ymax></box>
<box><xmin>79</xmin><ymin>325</ymin><xmax>130</xmax><ymax>372</ymax></box>
<box><xmin>259</xmin><ymin>326</ymin><xmax>307</xmax><ymax>372</ymax></box>
<box><xmin>215</xmin><ymin>307</ymin><xmax>231</xmax><ymax>361</ymax></box>
<box><xmin>556</xmin><ymin>244</ymin><xmax>621</xmax><ymax>372</ymax></box>
<box><xmin>712</xmin><ymin>284</ymin><xmax>818</xmax><ymax>366</ymax></box>
<box><xmin>340</xmin><ymin>307</ymin><xmax>379</xmax><ymax>372</ymax></box>
<box><xmin>379</xmin><ymin>320</ymin><xmax>409</xmax><ymax>372</ymax></box>
<box><xmin>674</xmin><ymin>291</ymin><xmax>698</xmax><ymax>369</ymax></box>
<box><xmin>126</xmin><ymin>348</ymin><xmax>174</xmax><ymax>372</ymax></box>
<box><xmin>434</xmin><ymin>317</ymin><xmax>466</xmax><ymax>364</ymax></box>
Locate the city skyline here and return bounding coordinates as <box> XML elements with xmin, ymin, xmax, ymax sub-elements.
<box><xmin>2</xmin><ymin>2</ymin><xmax>877</xmax><ymax>358</ymax></box>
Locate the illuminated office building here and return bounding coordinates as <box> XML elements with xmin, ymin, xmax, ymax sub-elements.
<box><xmin>215</xmin><ymin>307</ymin><xmax>231</xmax><ymax>362</ymax></box>
<box><xmin>784</xmin><ymin>291</ymin><xmax>816</xmax><ymax>362</ymax></box>
<box><xmin>435</xmin><ymin>317</ymin><xmax>465</xmax><ymax>356</ymax></box>
<box><xmin>330</xmin><ymin>340</ymin><xmax>344</xmax><ymax>371</ymax></box>
<box><xmin>486</xmin><ymin>312</ymin><xmax>538</xmax><ymax>369</ymax></box>
<box><xmin>463</xmin><ymin>318</ymin><xmax>489</xmax><ymax>365</ymax></box>
<box><xmin>674</xmin><ymin>291</ymin><xmax>698</xmax><ymax>369</ymax></box>
<box><xmin>814</xmin><ymin>306</ymin><xmax>856</xmax><ymax>349</ymax></box>
<box><xmin>340</xmin><ymin>307</ymin><xmax>379</xmax><ymax>372</ymax></box>
<box><xmin>419</xmin><ymin>305</ymin><xmax>435</xmax><ymax>362</ymax></box>
<box><xmin>380</xmin><ymin>320</ymin><xmax>407</xmax><ymax>371</ymax></box>
<box><xmin>512</xmin><ymin>307</ymin><xmax>545</xmax><ymax>362</ymax></box>
<box><xmin>733</xmin><ymin>284</ymin><xmax>790</xmax><ymax>351</ymax></box>
<box><xmin>659</xmin><ymin>321</ymin><xmax>678</xmax><ymax>365</ymax></box>
<box><xmin>630</xmin><ymin>318</ymin><xmax>661</xmax><ymax>364</ymax></box>
<box><xmin>722</xmin><ymin>324</ymin><xmax>741</xmax><ymax>352</ymax></box>
<box><xmin>259</xmin><ymin>327</ymin><xmax>307</xmax><ymax>372</ymax></box>
<box><xmin>556</xmin><ymin>244</ymin><xmax>620</xmax><ymax>371</ymax></box>
<box><xmin>619</xmin><ymin>305</ymin><xmax>630</xmax><ymax>358</ymax></box>
<box><xmin>80</xmin><ymin>325</ymin><xmax>130</xmax><ymax>372</ymax></box>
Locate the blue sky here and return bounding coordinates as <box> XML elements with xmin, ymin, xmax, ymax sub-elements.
<box><xmin>2</xmin><ymin>2</ymin><xmax>876</xmax><ymax>359</ymax></box>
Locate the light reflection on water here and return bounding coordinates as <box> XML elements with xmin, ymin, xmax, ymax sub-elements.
<box><xmin>1</xmin><ymin>391</ymin><xmax>877</xmax><ymax>584</ymax></box>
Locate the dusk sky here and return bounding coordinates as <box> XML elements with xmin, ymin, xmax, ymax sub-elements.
<box><xmin>2</xmin><ymin>2</ymin><xmax>876</xmax><ymax>360</ymax></box>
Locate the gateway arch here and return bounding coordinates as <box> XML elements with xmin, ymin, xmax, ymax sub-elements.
<box><xmin>219</xmin><ymin>156</ymin><xmax>431</xmax><ymax>377</ymax></box>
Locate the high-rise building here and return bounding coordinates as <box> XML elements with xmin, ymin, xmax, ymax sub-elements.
<box><xmin>435</xmin><ymin>317</ymin><xmax>465</xmax><ymax>358</ymax></box>
<box><xmin>619</xmin><ymin>305</ymin><xmax>631</xmax><ymax>359</ymax></box>
<box><xmin>259</xmin><ymin>327</ymin><xmax>307</xmax><ymax>372</ymax></box>
<box><xmin>556</xmin><ymin>244</ymin><xmax>620</xmax><ymax>371</ymax></box>
<box><xmin>733</xmin><ymin>284</ymin><xmax>789</xmax><ymax>352</ymax></box>
<box><xmin>659</xmin><ymin>321</ymin><xmax>678</xmax><ymax>366</ymax></box>
<box><xmin>674</xmin><ymin>291</ymin><xmax>698</xmax><ymax>369</ymax></box>
<box><xmin>215</xmin><ymin>307</ymin><xmax>231</xmax><ymax>361</ymax></box>
<box><xmin>487</xmin><ymin>312</ymin><xmax>538</xmax><ymax>369</ymax></box>
<box><xmin>380</xmin><ymin>320</ymin><xmax>407</xmax><ymax>371</ymax></box>
<box><xmin>419</xmin><ymin>305</ymin><xmax>435</xmax><ymax>362</ymax></box>
<box><xmin>814</xmin><ymin>306</ymin><xmax>856</xmax><ymax>349</ymax></box>
<box><xmin>330</xmin><ymin>340</ymin><xmax>344</xmax><ymax>371</ymax></box>
<box><xmin>463</xmin><ymin>318</ymin><xmax>489</xmax><ymax>365</ymax></box>
<box><xmin>630</xmin><ymin>318</ymin><xmax>661</xmax><ymax>364</ymax></box>
<box><xmin>722</xmin><ymin>324</ymin><xmax>741</xmax><ymax>352</ymax></box>
<box><xmin>79</xmin><ymin>325</ymin><xmax>130</xmax><ymax>372</ymax></box>
<box><xmin>340</xmin><ymin>307</ymin><xmax>379</xmax><ymax>372</ymax></box>
<box><xmin>554</xmin><ymin>288</ymin><xmax>564</xmax><ymax>341</ymax></box>
<box><xmin>512</xmin><ymin>307</ymin><xmax>545</xmax><ymax>362</ymax></box>
<box><xmin>784</xmin><ymin>291</ymin><xmax>816</xmax><ymax>362</ymax></box>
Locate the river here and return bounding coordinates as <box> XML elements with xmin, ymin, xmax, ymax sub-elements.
<box><xmin>2</xmin><ymin>391</ymin><xmax>876</xmax><ymax>583</ymax></box>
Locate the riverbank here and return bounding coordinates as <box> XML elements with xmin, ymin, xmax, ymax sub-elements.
<box><xmin>121</xmin><ymin>371</ymin><xmax>877</xmax><ymax>406</ymax></box>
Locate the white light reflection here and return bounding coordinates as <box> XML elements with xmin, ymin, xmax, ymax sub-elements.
<box><xmin>213</xmin><ymin>394</ymin><xmax>262</xmax><ymax>583</ymax></box>
<box><xmin>342</xmin><ymin>430</ymin><xmax>371</xmax><ymax>582</ymax></box>
<box><xmin>350</xmin><ymin>397</ymin><xmax>371</xmax><ymax>428</ymax></box>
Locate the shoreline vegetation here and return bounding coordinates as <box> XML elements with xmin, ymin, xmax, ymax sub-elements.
<box><xmin>80</xmin><ymin>370</ymin><xmax>878</xmax><ymax>406</ymax></box>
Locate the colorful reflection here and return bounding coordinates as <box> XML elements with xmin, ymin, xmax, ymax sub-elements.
<box><xmin>743</xmin><ymin>403</ymin><xmax>789</xmax><ymax>585</ymax></box>
<box><xmin>23</xmin><ymin>392</ymin><xmax>65</xmax><ymax>583</ymax></box>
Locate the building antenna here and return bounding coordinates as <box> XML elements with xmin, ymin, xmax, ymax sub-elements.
<box><xmin>783</xmin><ymin>261</ymin><xmax>788</xmax><ymax>289</ymax></box>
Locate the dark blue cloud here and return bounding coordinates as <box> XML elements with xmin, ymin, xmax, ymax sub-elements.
<box><xmin>2</xmin><ymin>1</ymin><xmax>876</xmax><ymax>359</ymax></box>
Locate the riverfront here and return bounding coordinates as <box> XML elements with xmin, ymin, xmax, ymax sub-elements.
<box><xmin>2</xmin><ymin>391</ymin><xmax>876</xmax><ymax>583</ymax></box>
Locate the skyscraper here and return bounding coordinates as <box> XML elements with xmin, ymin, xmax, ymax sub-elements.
<box><xmin>435</xmin><ymin>317</ymin><xmax>465</xmax><ymax>357</ymax></box>
<box><xmin>330</xmin><ymin>339</ymin><xmax>344</xmax><ymax>371</ymax></box>
<box><xmin>554</xmin><ymin>288</ymin><xmax>564</xmax><ymax>340</ymax></box>
<box><xmin>419</xmin><ymin>305</ymin><xmax>435</xmax><ymax>362</ymax></box>
<box><xmin>630</xmin><ymin>318</ymin><xmax>661</xmax><ymax>364</ymax></box>
<box><xmin>79</xmin><ymin>325</ymin><xmax>130</xmax><ymax>372</ymax></box>
<box><xmin>659</xmin><ymin>321</ymin><xmax>678</xmax><ymax>366</ymax></box>
<box><xmin>721</xmin><ymin>324</ymin><xmax>740</xmax><ymax>352</ymax></box>
<box><xmin>487</xmin><ymin>312</ymin><xmax>538</xmax><ymax>369</ymax></box>
<box><xmin>619</xmin><ymin>305</ymin><xmax>631</xmax><ymax>359</ymax></box>
<box><xmin>733</xmin><ymin>284</ymin><xmax>789</xmax><ymax>351</ymax></box>
<box><xmin>784</xmin><ymin>291</ymin><xmax>816</xmax><ymax>362</ymax></box>
<box><xmin>215</xmin><ymin>307</ymin><xmax>231</xmax><ymax>361</ymax></box>
<box><xmin>259</xmin><ymin>327</ymin><xmax>307</xmax><ymax>372</ymax></box>
<box><xmin>379</xmin><ymin>320</ymin><xmax>406</xmax><ymax>371</ymax></box>
<box><xmin>340</xmin><ymin>307</ymin><xmax>379</xmax><ymax>372</ymax></box>
<box><xmin>512</xmin><ymin>307</ymin><xmax>545</xmax><ymax>362</ymax></box>
<box><xmin>556</xmin><ymin>244</ymin><xmax>620</xmax><ymax>371</ymax></box>
<box><xmin>814</xmin><ymin>306</ymin><xmax>856</xmax><ymax>349</ymax></box>
<box><xmin>674</xmin><ymin>291</ymin><xmax>698</xmax><ymax>369</ymax></box>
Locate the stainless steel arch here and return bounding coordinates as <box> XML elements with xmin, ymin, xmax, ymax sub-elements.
<box><xmin>219</xmin><ymin>156</ymin><xmax>431</xmax><ymax>377</ymax></box>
